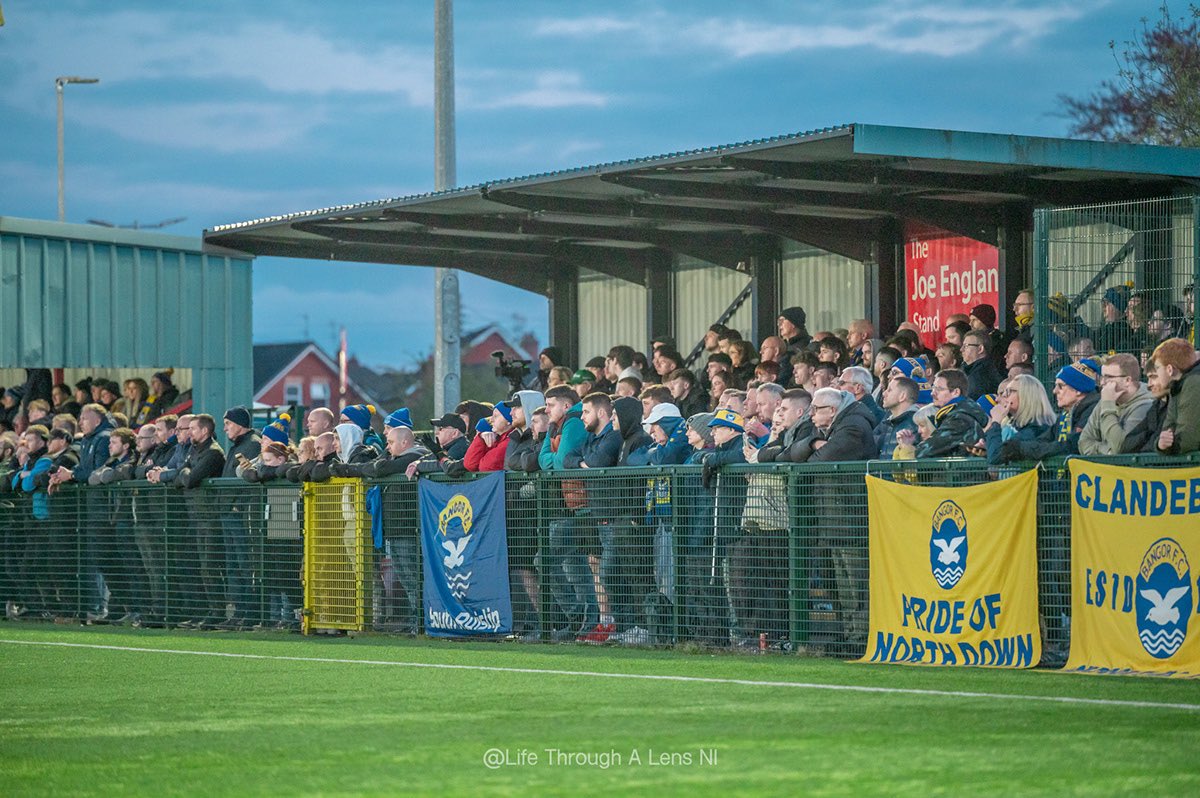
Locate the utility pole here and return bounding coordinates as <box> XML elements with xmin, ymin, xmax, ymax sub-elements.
<box><xmin>56</xmin><ymin>76</ymin><xmax>99</xmax><ymax>222</ymax></box>
<box><xmin>433</xmin><ymin>0</ymin><xmax>461</xmax><ymax>415</ymax></box>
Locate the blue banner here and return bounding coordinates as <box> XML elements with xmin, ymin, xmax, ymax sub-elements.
<box><xmin>419</xmin><ymin>471</ymin><xmax>512</xmax><ymax>636</ymax></box>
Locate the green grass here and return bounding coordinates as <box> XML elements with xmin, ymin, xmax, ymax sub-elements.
<box><xmin>1</xmin><ymin>624</ymin><xmax>1198</xmax><ymax>797</ymax></box>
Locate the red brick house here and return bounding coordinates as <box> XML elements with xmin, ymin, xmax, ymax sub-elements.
<box><xmin>253</xmin><ymin>342</ymin><xmax>381</xmax><ymax>410</ymax></box>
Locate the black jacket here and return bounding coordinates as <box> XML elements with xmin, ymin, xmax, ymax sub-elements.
<box><xmin>222</xmin><ymin>431</ymin><xmax>262</xmax><ymax>478</ymax></box>
<box><xmin>614</xmin><ymin>397</ymin><xmax>652</xmax><ymax>466</ymax></box>
<box><xmin>1121</xmin><ymin>396</ymin><xmax>1170</xmax><ymax>453</ymax></box>
<box><xmin>964</xmin><ymin>358</ymin><xmax>1003</xmax><ymax>400</ymax></box>
<box><xmin>175</xmin><ymin>438</ymin><xmax>226</xmax><ymax>488</ymax></box>
<box><xmin>874</xmin><ymin>406</ymin><xmax>919</xmax><ymax>459</ymax></box>
<box><xmin>757</xmin><ymin>418</ymin><xmax>816</xmax><ymax>463</ymax></box>
<box><xmin>796</xmin><ymin>400</ymin><xmax>880</xmax><ymax>463</ymax></box>
<box><xmin>917</xmin><ymin>399</ymin><xmax>989</xmax><ymax>458</ymax></box>
<box><xmin>337</xmin><ymin>445</ymin><xmax>430</xmax><ymax>479</ymax></box>
<box><xmin>503</xmin><ymin>427</ymin><xmax>541</xmax><ymax>473</ymax></box>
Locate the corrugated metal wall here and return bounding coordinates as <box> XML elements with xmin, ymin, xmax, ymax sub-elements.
<box><xmin>577</xmin><ymin>266</ymin><xmax>647</xmax><ymax>361</ymax></box>
<box><xmin>780</xmin><ymin>240</ymin><xmax>867</xmax><ymax>334</ymax></box>
<box><xmin>674</xmin><ymin>256</ymin><xmax>751</xmax><ymax>354</ymax></box>
<box><xmin>0</xmin><ymin>218</ymin><xmax>253</xmax><ymax>418</ymax></box>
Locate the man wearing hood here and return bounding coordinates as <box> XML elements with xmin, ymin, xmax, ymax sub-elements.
<box><xmin>1079</xmin><ymin>354</ymin><xmax>1155</xmax><ymax>456</ymax></box>
<box><xmin>340</xmin><ymin>404</ymin><xmax>385</xmax><ymax>457</ymax></box>
<box><xmin>503</xmin><ymin>390</ymin><xmax>545</xmax><ymax>473</ymax></box>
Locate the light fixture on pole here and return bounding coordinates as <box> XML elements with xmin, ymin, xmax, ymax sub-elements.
<box><xmin>56</xmin><ymin>75</ymin><xmax>99</xmax><ymax>222</ymax></box>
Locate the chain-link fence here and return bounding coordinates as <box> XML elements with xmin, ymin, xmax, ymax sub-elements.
<box><xmin>1034</xmin><ymin>195</ymin><xmax>1199</xmax><ymax>384</ymax></box>
<box><xmin>2</xmin><ymin>455</ymin><xmax>1198</xmax><ymax>661</ymax></box>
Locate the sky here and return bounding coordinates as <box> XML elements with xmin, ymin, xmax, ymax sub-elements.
<box><xmin>0</xmin><ymin>0</ymin><xmax>1159</xmax><ymax>370</ymax></box>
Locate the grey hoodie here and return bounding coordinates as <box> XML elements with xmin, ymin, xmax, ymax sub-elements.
<box><xmin>1078</xmin><ymin>383</ymin><xmax>1156</xmax><ymax>456</ymax></box>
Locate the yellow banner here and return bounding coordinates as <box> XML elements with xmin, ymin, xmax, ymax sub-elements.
<box><xmin>1065</xmin><ymin>460</ymin><xmax>1200</xmax><ymax>678</ymax></box>
<box><xmin>862</xmin><ymin>470</ymin><xmax>1040</xmax><ymax>668</ymax></box>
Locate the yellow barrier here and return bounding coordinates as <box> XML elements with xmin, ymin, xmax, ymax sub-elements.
<box><xmin>302</xmin><ymin>478</ymin><xmax>371</xmax><ymax>633</ymax></box>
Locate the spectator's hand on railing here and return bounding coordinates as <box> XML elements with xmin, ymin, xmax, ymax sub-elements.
<box><xmin>1158</xmin><ymin>428</ymin><xmax>1175</xmax><ymax>452</ymax></box>
<box><xmin>405</xmin><ymin>460</ymin><xmax>420</xmax><ymax>480</ymax></box>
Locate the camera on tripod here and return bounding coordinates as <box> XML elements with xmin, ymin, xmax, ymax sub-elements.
<box><xmin>492</xmin><ymin>350</ymin><xmax>531</xmax><ymax>394</ymax></box>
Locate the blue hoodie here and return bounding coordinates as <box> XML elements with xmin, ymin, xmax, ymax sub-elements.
<box><xmin>647</xmin><ymin>416</ymin><xmax>691</xmax><ymax>465</ymax></box>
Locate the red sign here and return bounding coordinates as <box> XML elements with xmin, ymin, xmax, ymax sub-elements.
<box><xmin>906</xmin><ymin>228</ymin><xmax>999</xmax><ymax>350</ymax></box>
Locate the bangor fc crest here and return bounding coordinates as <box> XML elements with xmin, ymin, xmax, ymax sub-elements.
<box><xmin>438</xmin><ymin>494</ymin><xmax>474</xmax><ymax>599</ymax></box>
<box><xmin>930</xmin><ymin>500</ymin><xmax>968</xmax><ymax>590</ymax></box>
<box><xmin>1136</xmin><ymin>537</ymin><xmax>1192</xmax><ymax>659</ymax></box>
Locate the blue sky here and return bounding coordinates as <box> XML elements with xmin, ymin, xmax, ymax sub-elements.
<box><xmin>0</xmin><ymin>0</ymin><xmax>1155</xmax><ymax>369</ymax></box>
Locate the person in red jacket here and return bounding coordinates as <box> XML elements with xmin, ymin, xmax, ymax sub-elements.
<box><xmin>463</xmin><ymin>401</ymin><xmax>515</xmax><ymax>472</ymax></box>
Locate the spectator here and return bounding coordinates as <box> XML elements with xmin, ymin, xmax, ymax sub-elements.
<box><xmin>790</xmin><ymin>349</ymin><xmax>819</xmax><ymax>393</ymax></box>
<box><xmin>1096</xmin><ymin>285</ymin><xmax>1135</xmax><ymax>354</ymax></box>
<box><xmin>464</xmin><ymin>401</ymin><xmax>516</xmax><ymax>472</ymax></box>
<box><xmin>304</xmin><ymin>407</ymin><xmax>336</xmax><ymax>438</ymax></box>
<box><xmin>874</xmin><ymin>376</ymin><xmax>919</xmax><ymax>459</ymax></box>
<box><xmin>716</xmin><ymin>329</ymin><xmax>743</xmax><ymax>356</ymax></box>
<box><xmin>537</xmin><ymin>385</ymin><xmax>597</xmax><ymax>639</ymax></box>
<box><xmin>935</xmin><ymin>342</ymin><xmax>962</xmax><ymax>373</ymax></box>
<box><xmin>817</xmin><ymin>337</ymin><xmax>849</xmax><ymax>370</ymax></box>
<box><xmin>754</xmin><ymin>388</ymin><xmax>813</xmax><ymax>463</ymax></box>
<box><xmin>792</xmin><ymin>387</ymin><xmax>880</xmax><ymax>463</ymax></box>
<box><xmin>1079</xmin><ymin>354</ymin><xmax>1155</xmax><ymax>456</ymax></box>
<box><xmin>567</xmin><ymin>369</ymin><xmax>596</xmax><ymax>400</ymax></box>
<box><xmin>430</xmin><ymin>412</ymin><xmax>469</xmax><ymax>461</ymax></box>
<box><xmin>25</xmin><ymin>399</ymin><xmax>51</xmax><ymax>428</ymax></box>
<box><xmin>759</xmin><ymin>335</ymin><xmax>787</xmax><ymax>376</ymax></box>
<box><xmin>137</xmin><ymin>414</ymin><xmax>179</xmax><ymax>478</ymax></box>
<box><xmin>728</xmin><ymin>340</ymin><xmax>757</xmax><ymax>387</ymax></box>
<box><xmin>51</xmin><ymin>383</ymin><xmax>80</xmax><ymax>418</ymax></box>
<box><xmin>996</xmin><ymin>360</ymin><xmax>1101</xmax><ymax>463</ymax></box>
<box><xmin>347</xmin><ymin>410</ymin><xmax>431</xmax><ymax>478</ymax></box>
<box><xmin>754</xmin><ymin>360</ymin><xmax>781</xmax><ymax>384</ymax></box>
<box><xmin>665</xmin><ymin>368</ymin><xmax>708</xmax><ymax>419</ymax></box>
<box><xmin>171</xmin><ymin>414</ymin><xmax>226</xmax><ymax>628</ymax></box>
<box><xmin>454</xmin><ymin>400</ymin><xmax>493</xmax><ymax>441</ymax></box>
<box><xmin>537</xmin><ymin>347</ymin><xmax>564</xmax><ymax>391</ymax></box>
<box><xmin>340</xmin><ymin>404</ymin><xmax>384</xmax><ymax>456</ymax></box>
<box><xmin>606</xmin><ymin>345</ymin><xmax>641</xmax><ymax>384</ymax></box>
<box><xmin>503</xmin><ymin>390</ymin><xmax>546</xmax><ymax>473</ymax></box>
<box><xmin>1013</xmin><ymin>289</ymin><xmax>1035</xmax><ymax>342</ymax></box>
<box><xmin>961</xmin><ymin>330</ymin><xmax>1003</xmax><ymax>399</ymax></box>
<box><xmin>236</xmin><ymin>416</ymin><xmax>295</xmax><ymax>483</ymax></box>
<box><xmin>0</xmin><ymin>389</ymin><xmax>20</xmax><ymax>432</ymax></box>
<box><xmin>146</xmin><ymin>369</ymin><xmax>180</xmax><ymax>420</ymax></box>
<box><xmin>968</xmin><ymin>303</ymin><xmax>1007</xmax><ymax>367</ymax></box>
<box><xmin>651</xmin><ymin>348</ymin><xmax>684</xmax><ymax>381</ymax></box>
<box><xmin>707</xmin><ymin>371</ymin><xmax>730</xmax><ymax>410</ymax></box>
<box><xmin>296</xmin><ymin>431</ymin><xmax>337</xmax><ymax>482</ymax></box>
<box><xmin>644</xmin><ymin>404</ymin><xmax>689</xmax><ymax>465</ymax></box>
<box><xmin>98</xmin><ymin>381</ymin><xmax>120</xmax><ymax>411</ymax></box>
<box><xmin>1068</xmin><ymin>337</ymin><xmax>1097</xmax><ymax>364</ymax></box>
<box><xmin>546</xmin><ymin>366</ymin><xmax>573</xmax><ymax>389</ymax></box>
<box><xmin>1004</xmin><ymin>338</ymin><xmax>1034</xmax><ymax>375</ymax></box>
<box><xmin>1152</xmin><ymin>338</ymin><xmax>1200</xmax><ymax>455</ymax></box>
<box><xmin>860</xmin><ymin>337</ymin><xmax>885</xmax><ymax>374</ymax></box>
<box><xmin>983</xmin><ymin>375</ymin><xmax>1057</xmax><ymax>465</ymax></box>
<box><xmin>837</xmin><ymin>366</ymin><xmax>884</xmax><ymax>426</ymax></box>
<box><xmin>944</xmin><ymin>320</ymin><xmax>971</xmax><ymax>348</ymax></box>
<box><xmin>583</xmin><ymin>355</ymin><xmax>614</xmax><ymax>394</ymax></box>
<box><xmin>615</xmin><ymin>375</ymin><xmax>642</xmax><ymax>398</ymax></box>
<box><xmin>638</xmin><ymin>384</ymin><xmax>673</xmax><ymax>420</ymax></box>
<box><xmin>214</xmin><ymin>407</ymin><xmax>261</xmax><ymax>629</ymax></box>
<box><xmin>744</xmin><ymin>382</ymin><xmax>783</xmax><ymax>446</ymax></box>
<box><xmin>1121</xmin><ymin>350</ymin><xmax>1173</xmax><ymax>453</ymax></box>
<box><xmin>915</xmin><ymin>370</ymin><xmax>988</xmax><ymax>458</ymax></box>
<box><xmin>1179</xmin><ymin>283</ymin><xmax>1194</xmax><ymax>345</ymax></box>
<box><xmin>847</xmin><ymin>319</ymin><xmax>874</xmax><ymax>366</ymax></box>
<box><xmin>812</xmin><ymin>362</ymin><xmax>838</xmax><ymax>390</ymax></box>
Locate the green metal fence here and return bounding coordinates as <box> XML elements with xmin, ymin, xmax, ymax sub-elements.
<box><xmin>2</xmin><ymin>455</ymin><xmax>1197</xmax><ymax>663</ymax></box>
<box><xmin>1033</xmin><ymin>195</ymin><xmax>1199</xmax><ymax>385</ymax></box>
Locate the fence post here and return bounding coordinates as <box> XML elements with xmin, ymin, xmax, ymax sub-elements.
<box><xmin>1033</xmin><ymin>206</ymin><xmax>1051</xmax><ymax>388</ymax></box>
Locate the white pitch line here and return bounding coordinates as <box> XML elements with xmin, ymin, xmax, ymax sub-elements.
<box><xmin>2</xmin><ymin>638</ymin><xmax>1197</xmax><ymax>712</ymax></box>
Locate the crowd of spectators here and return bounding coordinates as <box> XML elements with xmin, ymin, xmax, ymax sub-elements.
<box><xmin>2</xmin><ymin>285</ymin><xmax>1197</xmax><ymax>651</ymax></box>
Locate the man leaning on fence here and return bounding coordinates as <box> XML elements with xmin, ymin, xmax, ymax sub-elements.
<box><xmin>172</xmin><ymin>414</ymin><xmax>226</xmax><ymax>629</ymax></box>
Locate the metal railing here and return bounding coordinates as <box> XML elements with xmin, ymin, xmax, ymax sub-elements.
<box><xmin>2</xmin><ymin>453</ymin><xmax>1197</xmax><ymax>662</ymax></box>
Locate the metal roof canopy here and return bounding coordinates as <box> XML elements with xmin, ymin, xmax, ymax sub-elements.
<box><xmin>204</xmin><ymin>123</ymin><xmax>1200</xmax><ymax>353</ymax></box>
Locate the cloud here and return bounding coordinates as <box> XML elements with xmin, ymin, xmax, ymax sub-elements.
<box><xmin>465</xmin><ymin>71</ymin><xmax>611</xmax><ymax>110</ymax></box>
<box><xmin>531</xmin><ymin>2</ymin><xmax>1094</xmax><ymax>59</ymax></box>
<box><xmin>75</xmin><ymin>102</ymin><xmax>329</xmax><ymax>154</ymax></box>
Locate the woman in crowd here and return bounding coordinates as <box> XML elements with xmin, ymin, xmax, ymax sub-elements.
<box><xmin>982</xmin><ymin>374</ymin><xmax>1056</xmax><ymax>466</ymax></box>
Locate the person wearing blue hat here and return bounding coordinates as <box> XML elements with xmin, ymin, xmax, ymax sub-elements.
<box><xmin>462</xmin><ymin>402</ymin><xmax>514</xmax><ymax>472</ymax></box>
<box><xmin>995</xmin><ymin>358</ymin><xmax>1101</xmax><ymax>463</ymax></box>
<box><xmin>384</xmin><ymin>407</ymin><xmax>412</xmax><ymax>430</ymax></box>
<box><xmin>340</xmin><ymin>403</ymin><xmax>385</xmax><ymax>456</ymax></box>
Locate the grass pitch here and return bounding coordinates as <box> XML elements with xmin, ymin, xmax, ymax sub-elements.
<box><xmin>1</xmin><ymin>625</ymin><xmax>1198</xmax><ymax>797</ymax></box>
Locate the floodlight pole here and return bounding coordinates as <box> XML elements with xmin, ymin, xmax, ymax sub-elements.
<box><xmin>56</xmin><ymin>76</ymin><xmax>99</xmax><ymax>222</ymax></box>
<box><xmin>432</xmin><ymin>0</ymin><xmax>461</xmax><ymax>416</ymax></box>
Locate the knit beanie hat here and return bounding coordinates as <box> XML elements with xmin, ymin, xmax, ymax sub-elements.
<box><xmin>1103</xmin><ymin>284</ymin><xmax>1131</xmax><ymax>313</ymax></box>
<box><xmin>970</xmin><ymin>303</ymin><xmax>997</xmax><ymax>329</ymax></box>
<box><xmin>779</xmin><ymin>307</ymin><xmax>808</xmax><ymax>331</ymax></box>
<box><xmin>385</xmin><ymin>408</ymin><xmax>413</xmax><ymax>429</ymax></box>
<box><xmin>493</xmin><ymin>401</ymin><xmax>513</xmax><ymax>423</ymax></box>
<box><xmin>341</xmin><ymin>404</ymin><xmax>376</xmax><ymax>430</ymax></box>
<box><xmin>687</xmin><ymin>413</ymin><xmax>716</xmax><ymax>447</ymax></box>
<box><xmin>1056</xmin><ymin>358</ymin><xmax>1100</xmax><ymax>393</ymax></box>
<box><xmin>976</xmin><ymin>394</ymin><xmax>998</xmax><ymax>415</ymax></box>
<box><xmin>262</xmin><ymin>413</ymin><xmax>291</xmax><ymax>445</ymax></box>
<box><xmin>224</xmin><ymin>405</ymin><xmax>251</xmax><ymax>429</ymax></box>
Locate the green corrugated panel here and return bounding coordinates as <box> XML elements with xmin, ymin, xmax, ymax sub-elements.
<box><xmin>0</xmin><ymin>216</ymin><xmax>253</xmax><ymax>417</ymax></box>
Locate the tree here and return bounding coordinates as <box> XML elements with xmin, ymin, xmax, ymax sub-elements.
<box><xmin>1059</xmin><ymin>3</ymin><xmax>1200</xmax><ymax>147</ymax></box>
